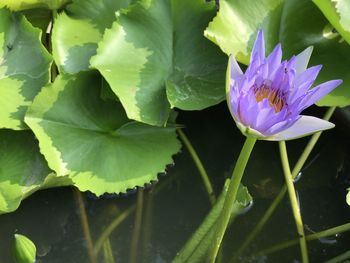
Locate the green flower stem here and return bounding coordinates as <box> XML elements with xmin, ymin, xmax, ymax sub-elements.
<box><xmin>324</xmin><ymin>250</ymin><xmax>350</xmax><ymax>263</ymax></box>
<box><xmin>233</xmin><ymin>106</ymin><xmax>336</xmax><ymax>260</ymax></box>
<box><xmin>209</xmin><ymin>136</ymin><xmax>256</xmax><ymax>263</ymax></box>
<box><xmin>257</xmin><ymin>222</ymin><xmax>350</xmax><ymax>256</ymax></box>
<box><xmin>129</xmin><ymin>189</ymin><xmax>144</xmax><ymax>263</ymax></box>
<box><xmin>177</xmin><ymin>129</ymin><xmax>216</xmax><ymax>205</ymax></box>
<box><xmin>74</xmin><ymin>189</ymin><xmax>97</xmax><ymax>263</ymax></box>
<box><xmin>279</xmin><ymin>141</ymin><xmax>309</xmax><ymax>263</ymax></box>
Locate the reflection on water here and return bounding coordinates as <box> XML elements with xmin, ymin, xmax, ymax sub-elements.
<box><xmin>0</xmin><ymin>103</ymin><xmax>350</xmax><ymax>262</ymax></box>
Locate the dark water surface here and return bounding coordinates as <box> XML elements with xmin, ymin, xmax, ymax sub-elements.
<box><xmin>1</xmin><ymin>103</ymin><xmax>350</xmax><ymax>263</ymax></box>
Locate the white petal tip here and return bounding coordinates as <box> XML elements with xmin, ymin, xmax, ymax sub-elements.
<box><xmin>264</xmin><ymin>116</ymin><xmax>335</xmax><ymax>141</ymax></box>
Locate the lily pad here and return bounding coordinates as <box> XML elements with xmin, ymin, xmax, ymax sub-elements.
<box><xmin>0</xmin><ymin>0</ymin><xmax>70</xmax><ymax>11</ymax></box>
<box><xmin>205</xmin><ymin>0</ymin><xmax>350</xmax><ymax>107</ymax></box>
<box><xmin>313</xmin><ymin>0</ymin><xmax>350</xmax><ymax>44</ymax></box>
<box><xmin>52</xmin><ymin>0</ymin><xmax>133</xmax><ymax>74</ymax></box>
<box><xmin>91</xmin><ymin>0</ymin><xmax>226</xmax><ymax>126</ymax></box>
<box><xmin>0</xmin><ymin>8</ymin><xmax>52</xmax><ymax>130</ymax></box>
<box><xmin>25</xmin><ymin>71</ymin><xmax>181</xmax><ymax>196</ymax></box>
<box><xmin>0</xmin><ymin>129</ymin><xmax>71</xmax><ymax>215</ymax></box>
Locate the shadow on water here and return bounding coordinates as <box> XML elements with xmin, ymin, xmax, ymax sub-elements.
<box><xmin>1</xmin><ymin>102</ymin><xmax>350</xmax><ymax>262</ymax></box>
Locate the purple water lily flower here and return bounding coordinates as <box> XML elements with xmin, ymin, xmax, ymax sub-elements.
<box><xmin>228</xmin><ymin>30</ymin><xmax>342</xmax><ymax>140</ymax></box>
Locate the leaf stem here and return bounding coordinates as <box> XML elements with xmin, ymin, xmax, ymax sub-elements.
<box><xmin>233</xmin><ymin>106</ymin><xmax>336</xmax><ymax>259</ymax></box>
<box><xmin>324</xmin><ymin>250</ymin><xmax>350</xmax><ymax>263</ymax></box>
<box><xmin>74</xmin><ymin>189</ymin><xmax>97</xmax><ymax>263</ymax></box>
<box><xmin>129</xmin><ymin>189</ymin><xmax>144</xmax><ymax>263</ymax></box>
<box><xmin>279</xmin><ymin>141</ymin><xmax>309</xmax><ymax>263</ymax></box>
<box><xmin>256</xmin><ymin>222</ymin><xmax>350</xmax><ymax>256</ymax></box>
<box><xmin>209</xmin><ymin>136</ymin><xmax>256</xmax><ymax>263</ymax></box>
<box><xmin>94</xmin><ymin>206</ymin><xmax>134</xmax><ymax>255</ymax></box>
<box><xmin>177</xmin><ymin>129</ymin><xmax>216</xmax><ymax>205</ymax></box>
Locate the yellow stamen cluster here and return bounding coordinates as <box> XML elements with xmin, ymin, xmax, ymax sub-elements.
<box><xmin>254</xmin><ymin>85</ymin><xmax>285</xmax><ymax>113</ymax></box>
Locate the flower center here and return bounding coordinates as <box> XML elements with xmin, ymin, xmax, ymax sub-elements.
<box><xmin>254</xmin><ymin>84</ymin><xmax>285</xmax><ymax>113</ymax></box>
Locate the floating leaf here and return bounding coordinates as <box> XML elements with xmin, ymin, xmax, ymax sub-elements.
<box><xmin>52</xmin><ymin>0</ymin><xmax>133</xmax><ymax>74</ymax></box>
<box><xmin>173</xmin><ymin>180</ymin><xmax>252</xmax><ymax>263</ymax></box>
<box><xmin>0</xmin><ymin>8</ymin><xmax>52</xmax><ymax>130</ymax></box>
<box><xmin>25</xmin><ymin>71</ymin><xmax>181</xmax><ymax>196</ymax></box>
<box><xmin>205</xmin><ymin>0</ymin><xmax>350</xmax><ymax>107</ymax></box>
<box><xmin>313</xmin><ymin>0</ymin><xmax>350</xmax><ymax>44</ymax></box>
<box><xmin>0</xmin><ymin>130</ymin><xmax>70</xmax><ymax>215</ymax></box>
<box><xmin>0</xmin><ymin>0</ymin><xmax>70</xmax><ymax>11</ymax></box>
<box><xmin>91</xmin><ymin>0</ymin><xmax>226</xmax><ymax>126</ymax></box>
<box><xmin>12</xmin><ymin>234</ymin><xmax>36</xmax><ymax>263</ymax></box>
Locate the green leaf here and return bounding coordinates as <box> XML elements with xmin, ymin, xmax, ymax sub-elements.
<box><xmin>12</xmin><ymin>234</ymin><xmax>36</xmax><ymax>263</ymax></box>
<box><xmin>25</xmin><ymin>71</ymin><xmax>181</xmax><ymax>196</ymax></box>
<box><xmin>0</xmin><ymin>0</ymin><xmax>71</xmax><ymax>11</ymax></box>
<box><xmin>0</xmin><ymin>129</ymin><xmax>68</xmax><ymax>215</ymax></box>
<box><xmin>91</xmin><ymin>0</ymin><xmax>226</xmax><ymax>126</ymax></box>
<box><xmin>313</xmin><ymin>0</ymin><xmax>350</xmax><ymax>45</ymax></box>
<box><xmin>205</xmin><ymin>0</ymin><xmax>350</xmax><ymax>107</ymax></box>
<box><xmin>173</xmin><ymin>180</ymin><xmax>252</xmax><ymax>263</ymax></box>
<box><xmin>347</xmin><ymin>188</ymin><xmax>350</xmax><ymax>206</ymax></box>
<box><xmin>52</xmin><ymin>0</ymin><xmax>133</xmax><ymax>74</ymax></box>
<box><xmin>0</xmin><ymin>8</ymin><xmax>52</xmax><ymax>130</ymax></box>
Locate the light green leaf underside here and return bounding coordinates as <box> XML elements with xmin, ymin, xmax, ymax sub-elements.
<box><xmin>205</xmin><ymin>0</ymin><xmax>350</xmax><ymax>107</ymax></box>
<box><xmin>91</xmin><ymin>0</ymin><xmax>226</xmax><ymax>126</ymax></box>
<box><xmin>313</xmin><ymin>0</ymin><xmax>350</xmax><ymax>45</ymax></box>
<box><xmin>25</xmin><ymin>71</ymin><xmax>181</xmax><ymax>196</ymax></box>
<box><xmin>173</xmin><ymin>180</ymin><xmax>252</xmax><ymax>263</ymax></box>
<box><xmin>0</xmin><ymin>8</ymin><xmax>51</xmax><ymax>130</ymax></box>
<box><xmin>334</xmin><ymin>0</ymin><xmax>350</xmax><ymax>32</ymax></box>
<box><xmin>0</xmin><ymin>129</ymin><xmax>72</xmax><ymax>215</ymax></box>
<box><xmin>0</xmin><ymin>0</ymin><xmax>70</xmax><ymax>11</ymax></box>
<box><xmin>52</xmin><ymin>0</ymin><xmax>133</xmax><ymax>74</ymax></box>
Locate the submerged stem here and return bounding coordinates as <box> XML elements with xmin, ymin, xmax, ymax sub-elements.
<box><xmin>94</xmin><ymin>206</ymin><xmax>134</xmax><ymax>255</ymax></box>
<box><xmin>129</xmin><ymin>189</ymin><xmax>144</xmax><ymax>263</ymax></box>
<box><xmin>74</xmin><ymin>189</ymin><xmax>97</xmax><ymax>263</ymax></box>
<box><xmin>257</xmin><ymin>222</ymin><xmax>350</xmax><ymax>256</ymax></box>
<box><xmin>177</xmin><ymin>129</ymin><xmax>216</xmax><ymax>205</ymax></box>
<box><xmin>279</xmin><ymin>141</ymin><xmax>309</xmax><ymax>263</ymax></box>
<box><xmin>234</xmin><ymin>106</ymin><xmax>336</xmax><ymax>259</ymax></box>
<box><xmin>209</xmin><ymin>136</ymin><xmax>256</xmax><ymax>263</ymax></box>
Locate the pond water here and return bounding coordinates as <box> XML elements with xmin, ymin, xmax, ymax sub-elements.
<box><xmin>0</xmin><ymin>103</ymin><xmax>350</xmax><ymax>263</ymax></box>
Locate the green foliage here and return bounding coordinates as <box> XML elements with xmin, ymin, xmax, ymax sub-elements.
<box><xmin>91</xmin><ymin>0</ymin><xmax>227</xmax><ymax>126</ymax></box>
<box><xmin>12</xmin><ymin>234</ymin><xmax>36</xmax><ymax>263</ymax></box>
<box><xmin>25</xmin><ymin>72</ymin><xmax>181</xmax><ymax>195</ymax></box>
<box><xmin>0</xmin><ymin>0</ymin><xmax>71</xmax><ymax>11</ymax></box>
<box><xmin>0</xmin><ymin>0</ymin><xmax>349</xmax><ymax>214</ymax></box>
<box><xmin>205</xmin><ymin>0</ymin><xmax>350</xmax><ymax>107</ymax></box>
<box><xmin>0</xmin><ymin>8</ymin><xmax>51</xmax><ymax>130</ymax></box>
<box><xmin>52</xmin><ymin>0</ymin><xmax>133</xmax><ymax>74</ymax></box>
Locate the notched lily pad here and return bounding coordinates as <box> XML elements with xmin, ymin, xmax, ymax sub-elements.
<box><xmin>25</xmin><ymin>71</ymin><xmax>181</xmax><ymax>196</ymax></box>
<box><xmin>0</xmin><ymin>8</ymin><xmax>51</xmax><ymax>130</ymax></box>
<box><xmin>91</xmin><ymin>0</ymin><xmax>227</xmax><ymax>126</ymax></box>
<box><xmin>52</xmin><ymin>0</ymin><xmax>134</xmax><ymax>74</ymax></box>
<box><xmin>0</xmin><ymin>129</ymin><xmax>72</xmax><ymax>215</ymax></box>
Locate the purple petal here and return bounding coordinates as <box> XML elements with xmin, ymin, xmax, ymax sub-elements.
<box><xmin>266</xmin><ymin>43</ymin><xmax>282</xmax><ymax>75</ymax></box>
<box><xmin>265</xmin><ymin>116</ymin><xmax>335</xmax><ymax>141</ymax></box>
<box><xmin>295</xmin><ymin>79</ymin><xmax>342</xmax><ymax>112</ymax></box>
<box><xmin>250</xmin><ymin>30</ymin><xmax>265</xmax><ymax>66</ymax></box>
<box><xmin>229</xmin><ymin>55</ymin><xmax>243</xmax><ymax>80</ymax></box>
<box><xmin>288</xmin><ymin>65</ymin><xmax>322</xmax><ymax>104</ymax></box>
<box><xmin>295</xmin><ymin>46</ymin><xmax>313</xmax><ymax>75</ymax></box>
